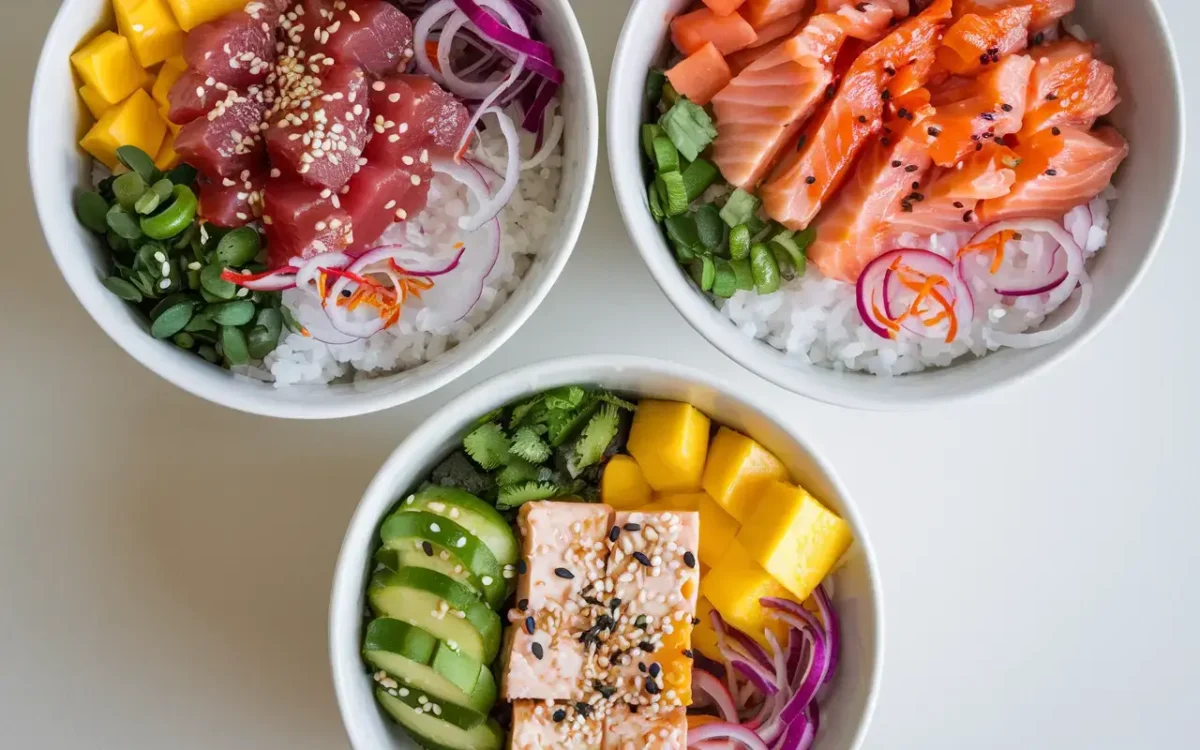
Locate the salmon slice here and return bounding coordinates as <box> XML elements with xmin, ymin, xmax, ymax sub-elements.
<box><xmin>741</xmin><ymin>0</ymin><xmax>812</xmax><ymax>28</ymax></box>
<box><xmin>759</xmin><ymin>0</ymin><xmax>954</xmax><ymax>230</ymax></box>
<box><xmin>936</xmin><ymin>6</ymin><xmax>1032</xmax><ymax>76</ymax></box>
<box><xmin>816</xmin><ymin>0</ymin><xmax>909</xmax><ymax>17</ymax></box>
<box><xmin>671</xmin><ymin>7</ymin><xmax>759</xmax><ymax>56</ymax></box>
<box><xmin>711</xmin><ymin>4</ymin><xmax>897</xmax><ymax>189</ymax></box>
<box><xmin>1022</xmin><ymin>39</ymin><xmax>1119</xmax><ymax>133</ymax></box>
<box><xmin>808</xmin><ymin>112</ymin><xmax>935</xmax><ymax>281</ymax></box>
<box><xmin>665</xmin><ymin>42</ymin><xmax>732</xmax><ymax>106</ymax></box>
<box><xmin>954</xmin><ymin>0</ymin><xmax>1074</xmax><ymax>30</ymax></box>
<box><xmin>884</xmin><ymin>144</ymin><xmax>1017</xmax><ymax>237</ymax></box>
<box><xmin>925</xmin><ymin>54</ymin><xmax>1034</xmax><ymax>166</ymax></box>
<box><xmin>724</xmin><ymin>10</ymin><xmax>807</xmax><ymax>74</ymax></box>
<box><xmin>705</xmin><ymin>0</ymin><xmax>750</xmax><ymax>15</ymax></box>
<box><xmin>978</xmin><ymin>125</ymin><xmax>1128</xmax><ymax>221</ymax></box>
<box><xmin>727</xmin><ymin>39</ymin><xmax>784</xmax><ymax>75</ymax></box>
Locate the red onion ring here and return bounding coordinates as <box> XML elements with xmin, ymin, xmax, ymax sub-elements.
<box><xmin>687</xmin><ymin>722</ymin><xmax>771</xmax><ymax>750</ymax></box>
<box><xmin>858</xmin><ymin>248</ymin><xmax>974</xmax><ymax>342</ymax></box>
<box><xmin>221</xmin><ymin>267</ymin><xmax>298</xmax><ymax>291</ymax></box>
<box><xmin>694</xmin><ymin>669</ymin><xmax>740</xmax><ymax>723</ymax></box>
<box><xmin>963</xmin><ymin>220</ymin><xmax>1071</xmax><ymax>297</ymax></box>
<box><xmin>451</xmin><ymin>0</ymin><xmax>562</xmax><ymax>83</ymax></box>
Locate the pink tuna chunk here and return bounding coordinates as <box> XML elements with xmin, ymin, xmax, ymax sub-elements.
<box><xmin>343</xmin><ymin>162</ymin><xmax>432</xmax><ymax>252</ymax></box>
<box><xmin>362</xmin><ymin>75</ymin><xmax>469</xmax><ymax>166</ymax></box>
<box><xmin>174</xmin><ymin>88</ymin><xmax>269</xmax><ymax>178</ymax></box>
<box><xmin>198</xmin><ymin>171</ymin><xmax>268</xmax><ymax>228</ymax></box>
<box><xmin>184</xmin><ymin>11</ymin><xmax>277</xmax><ymax>89</ymax></box>
<box><xmin>263</xmin><ymin>179</ymin><xmax>354</xmax><ymax>267</ymax></box>
<box><xmin>304</xmin><ymin>0</ymin><xmax>415</xmax><ymax>77</ymax></box>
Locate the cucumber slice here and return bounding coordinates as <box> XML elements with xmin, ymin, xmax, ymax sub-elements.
<box><xmin>369</xmin><ymin>568</ymin><xmax>502</xmax><ymax>664</ymax></box>
<box><xmin>652</xmin><ymin>135</ymin><xmax>680</xmax><ymax>173</ymax></box>
<box><xmin>656</xmin><ymin>171</ymin><xmax>689</xmax><ymax>216</ymax></box>
<box><xmin>381</xmin><ymin>511</ymin><xmax>506</xmax><ymax>609</ymax></box>
<box><xmin>376</xmin><ymin>689</ymin><xmax>504</xmax><ymax>750</ymax></box>
<box><xmin>375</xmin><ymin>545</ymin><xmax>485</xmax><ymax>603</ymax></box>
<box><xmin>399</xmin><ymin>487</ymin><xmax>518</xmax><ymax>568</ymax></box>
<box><xmin>364</xmin><ymin>619</ymin><xmax>494</xmax><ymax>710</ymax></box>
<box><xmin>682</xmin><ymin>159</ymin><xmax>720</xmax><ymax>202</ymax></box>
<box><xmin>371</xmin><ymin>676</ymin><xmax>486</xmax><ymax>732</ymax></box>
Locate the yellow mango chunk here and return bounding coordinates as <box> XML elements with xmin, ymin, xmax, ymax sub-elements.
<box><xmin>115</xmin><ymin>0</ymin><xmax>184</xmax><ymax>67</ymax></box>
<box><xmin>155</xmin><ymin>130</ymin><xmax>180</xmax><ymax>170</ymax></box>
<box><xmin>627</xmin><ymin>400</ymin><xmax>710</xmax><ymax>493</ymax></box>
<box><xmin>700</xmin><ymin>540</ymin><xmax>795</xmax><ymax>649</ymax></box>
<box><xmin>80</xmin><ymin>88</ymin><xmax>167</xmax><ymax>169</ymax></box>
<box><xmin>703</xmin><ymin>426</ymin><xmax>790</xmax><ymax>523</ymax></box>
<box><xmin>656</xmin><ymin>620</ymin><xmax>694</xmax><ymax>705</ymax></box>
<box><xmin>79</xmin><ymin>85</ymin><xmax>111</xmax><ymax>120</ymax></box>
<box><xmin>166</xmin><ymin>0</ymin><xmax>248</xmax><ymax>31</ymax></box>
<box><xmin>152</xmin><ymin>55</ymin><xmax>188</xmax><ymax>109</ymax></box>
<box><xmin>691</xmin><ymin>598</ymin><xmax>723</xmax><ymax>661</ymax></box>
<box><xmin>601</xmin><ymin>455</ymin><xmax>653</xmax><ymax>510</ymax></box>
<box><xmin>697</xmin><ymin>492</ymin><xmax>739</xmax><ymax>563</ymax></box>
<box><xmin>71</xmin><ymin>32</ymin><xmax>149</xmax><ymax>106</ymax></box>
<box><xmin>641</xmin><ymin>491</ymin><xmax>702</xmax><ymax>514</ymax></box>
<box><xmin>736</xmin><ymin>481</ymin><xmax>853</xmax><ymax>602</ymax></box>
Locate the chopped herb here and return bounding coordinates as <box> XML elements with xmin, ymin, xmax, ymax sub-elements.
<box><xmin>658</xmin><ymin>98</ymin><xmax>717</xmax><ymax>162</ymax></box>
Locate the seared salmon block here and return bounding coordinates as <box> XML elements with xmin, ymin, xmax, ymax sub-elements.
<box><xmin>509</xmin><ymin>700</ymin><xmax>604</xmax><ymax>750</ymax></box>
<box><xmin>602</xmin><ymin>704</ymin><xmax>687</xmax><ymax>750</ymax></box>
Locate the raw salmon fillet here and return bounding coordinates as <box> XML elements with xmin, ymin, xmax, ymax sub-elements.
<box><xmin>711</xmin><ymin>4</ymin><xmax>899</xmax><ymax>190</ymax></box>
<box><xmin>741</xmin><ymin>0</ymin><xmax>812</xmax><ymax>28</ymax></box>
<box><xmin>884</xmin><ymin>143</ymin><xmax>1018</xmax><ymax>237</ymax></box>
<box><xmin>1022</xmin><ymin>39</ymin><xmax>1120</xmax><ymax>133</ymax></box>
<box><xmin>954</xmin><ymin>0</ymin><xmax>1075</xmax><ymax>30</ymax></box>
<box><xmin>924</xmin><ymin>53</ymin><xmax>1034</xmax><ymax>166</ymax></box>
<box><xmin>936</xmin><ymin>5</ymin><xmax>1033</xmax><ymax>76</ymax></box>
<box><xmin>759</xmin><ymin>0</ymin><xmax>954</xmax><ymax>230</ymax></box>
<box><xmin>978</xmin><ymin>125</ymin><xmax>1128</xmax><ymax>221</ymax></box>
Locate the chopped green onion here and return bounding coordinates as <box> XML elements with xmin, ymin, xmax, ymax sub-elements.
<box><xmin>663</xmin><ymin>213</ymin><xmax>700</xmax><ymax>250</ymax></box>
<box><xmin>729</xmin><ymin>224</ymin><xmax>751</xmax><ymax>260</ymax></box>
<box><xmin>672</xmin><ymin>241</ymin><xmax>695</xmax><ymax>263</ymax></box>
<box><xmin>689</xmin><ymin>255</ymin><xmax>715</xmax><ymax>292</ymax></box>
<box><xmin>750</xmin><ymin>243</ymin><xmax>781</xmax><ymax>294</ymax></box>
<box><xmin>648</xmin><ymin>181</ymin><xmax>664</xmax><ymax>222</ymax></box>
<box><xmin>711</xmin><ymin>258</ymin><xmax>737</xmax><ymax>298</ymax></box>
<box><xmin>682</xmin><ymin>159</ymin><xmax>719</xmax><ymax>202</ymax></box>
<box><xmin>656</xmin><ymin>171</ymin><xmax>689</xmax><ymax>216</ymax></box>
<box><xmin>730</xmin><ymin>258</ymin><xmax>755</xmax><ymax>290</ymax></box>
<box><xmin>645</xmin><ymin>69</ymin><xmax>666</xmax><ymax>109</ymax></box>
<box><xmin>719</xmin><ymin>188</ymin><xmax>760</xmax><ymax>227</ymax></box>
<box><xmin>693</xmin><ymin>204</ymin><xmax>724</xmax><ymax>251</ymax></box>
<box><xmin>658</xmin><ymin>99</ymin><xmax>717</xmax><ymax>162</ymax></box>
<box><xmin>662</xmin><ymin>80</ymin><xmax>681</xmax><ymax>107</ymax></box>
<box><xmin>652</xmin><ymin>135</ymin><xmax>680</xmax><ymax>173</ymax></box>
<box><xmin>642</xmin><ymin>123</ymin><xmax>663</xmax><ymax>163</ymax></box>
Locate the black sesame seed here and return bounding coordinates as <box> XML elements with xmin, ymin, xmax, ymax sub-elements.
<box><xmin>609</xmin><ymin>598</ymin><xmax>622</xmax><ymax>611</ymax></box>
<box><xmin>683</xmin><ymin>649</ymin><xmax>694</xmax><ymax>659</ymax></box>
<box><xmin>1045</xmin><ymin>168</ymin><xmax>1058</xmax><ymax>176</ymax></box>
<box><xmin>692</xmin><ymin>617</ymin><xmax>701</xmax><ymax>626</ymax></box>
<box><xmin>980</xmin><ymin>112</ymin><xmax>995</xmax><ymax>121</ymax></box>
<box><xmin>979</xmin><ymin>53</ymin><xmax>990</xmax><ymax>64</ymax></box>
<box><xmin>525</xmin><ymin>616</ymin><xmax>536</xmax><ymax>634</ymax></box>
<box><xmin>1033</xmin><ymin>32</ymin><xmax>1045</xmax><ymax>45</ymax></box>
<box><xmin>953</xmin><ymin>201</ymin><xmax>964</xmax><ymax>209</ymax></box>
<box><xmin>596</xmin><ymin>614</ymin><xmax>614</xmax><ymax>631</ymax></box>
<box><xmin>636</xmin><ymin>615</ymin><xmax>648</xmax><ymax>630</ymax></box>
<box><xmin>583</xmin><ymin>595</ymin><xmax>602</xmax><ymax>606</ymax></box>
<box><xmin>975</xmin><ymin>142</ymin><xmax>984</xmax><ymax>151</ymax></box>
<box><xmin>911</xmin><ymin>181</ymin><xmax>920</xmax><ymax>190</ymax></box>
<box><xmin>596</xmin><ymin>683</ymin><xmax>616</xmax><ymax>699</ymax></box>
<box><xmin>796</xmin><ymin>134</ymin><xmax>807</xmax><ymax>149</ymax></box>
<box><xmin>649</xmin><ymin>663</ymin><xmax>661</xmax><ymax>678</ymax></box>
<box><xmin>422</xmin><ymin>541</ymin><xmax>434</xmax><ymax>557</ymax></box>
<box><xmin>531</xmin><ymin>642</ymin><xmax>544</xmax><ymax>660</ymax></box>
<box><xmin>899</xmin><ymin>201</ymin><xmax>913</xmax><ymax>213</ymax></box>
<box><xmin>630</xmin><ymin>704</ymin><xmax>639</xmax><ymax>714</ymax></box>
<box><xmin>554</xmin><ymin>567</ymin><xmax>575</xmax><ymax>580</ymax></box>
<box><xmin>608</xmin><ymin>526</ymin><xmax>620</xmax><ymax>542</ymax></box>
<box><xmin>825</xmin><ymin>83</ymin><xmax>836</xmax><ymax>99</ymax></box>
<box><xmin>891</xmin><ymin>160</ymin><xmax>902</xmax><ymax>168</ymax></box>
<box><xmin>881</xmin><ymin>89</ymin><xmax>891</xmax><ymax>101</ymax></box>
<box><xmin>645</xmin><ymin>678</ymin><xmax>661</xmax><ymax>695</ymax></box>
<box><xmin>881</xmin><ymin>136</ymin><xmax>891</xmax><ymax>146</ymax></box>
<box><xmin>1052</xmin><ymin>126</ymin><xmax>1062</xmax><ymax>136</ymax></box>
<box><xmin>1001</xmin><ymin>103</ymin><xmax>1013</xmax><ymax>112</ymax></box>
<box><xmin>639</xmin><ymin>640</ymin><xmax>657</xmax><ymax>653</ymax></box>
<box><xmin>1046</xmin><ymin>92</ymin><xmax>1058</xmax><ymax>101</ymax></box>
<box><xmin>805</xmin><ymin>175</ymin><xmax>816</xmax><ymax>185</ymax></box>
<box><xmin>623</xmin><ymin>522</ymin><xmax>641</xmax><ymax>532</ymax></box>
<box><xmin>576</xmin><ymin>702</ymin><xmax>593</xmax><ymax>718</ymax></box>
<box><xmin>858</xmin><ymin>115</ymin><xmax>867</xmax><ymax>123</ymax></box>
<box><xmin>683</xmin><ymin>551</ymin><xmax>696</xmax><ymax>569</ymax></box>
<box><xmin>517</xmin><ymin>560</ymin><xmax>527</xmax><ymax>575</ymax></box>
<box><xmin>552</xmin><ymin>709</ymin><xmax>566</xmax><ymax>723</ymax></box>
<box><xmin>927</xmin><ymin>126</ymin><xmax>941</xmax><ymax>137</ymax></box>
<box><xmin>963</xmin><ymin>210</ymin><xmax>974</xmax><ymax>222</ymax></box>
<box><xmin>518</xmin><ymin>598</ymin><xmax>529</xmax><ymax>611</ymax></box>
<box><xmin>637</xmin><ymin>662</ymin><xmax>647</xmax><ymax>673</ymax></box>
<box><xmin>633</xmin><ymin>551</ymin><xmax>652</xmax><ymax>566</ymax></box>
<box><xmin>1012</xmin><ymin>232</ymin><xmax>1024</xmax><ymax>240</ymax></box>
<box><xmin>884</xmin><ymin>65</ymin><xmax>896</xmax><ymax>76</ymax></box>
<box><xmin>905</xmin><ymin>164</ymin><xmax>919</xmax><ymax>172</ymax></box>
<box><xmin>897</xmin><ymin>107</ymin><xmax>909</xmax><ymax>119</ymax></box>
<box><xmin>987</xmin><ymin>47</ymin><xmax>1000</xmax><ymax>56</ymax></box>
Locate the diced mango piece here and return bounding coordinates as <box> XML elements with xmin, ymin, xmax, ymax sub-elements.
<box><xmin>71</xmin><ymin>32</ymin><xmax>149</xmax><ymax>106</ymax></box>
<box><xmin>688</xmin><ymin>714</ymin><xmax>722</xmax><ymax>730</ymax></box>
<box><xmin>155</xmin><ymin>130</ymin><xmax>179</xmax><ymax>170</ymax></box>
<box><xmin>627</xmin><ymin>400</ymin><xmax>710</xmax><ymax>493</ymax></box>
<box><xmin>691</xmin><ymin>598</ymin><xmax>723</xmax><ymax>661</ymax></box>
<box><xmin>79</xmin><ymin>85</ymin><xmax>111</xmax><ymax>120</ymax></box>
<box><xmin>700</xmin><ymin>540</ymin><xmax>796</xmax><ymax>648</ymax></box>
<box><xmin>601</xmin><ymin>455</ymin><xmax>653</xmax><ymax>510</ymax></box>
<box><xmin>166</xmin><ymin>0</ymin><xmax>248</xmax><ymax>31</ymax></box>
<box><xmin>152</xmin><ymin>55</ymin><xmax>188</xmax><ymax>109</ymax></box>
<box><xmin>736</xmin><ymin>481</ymin><xmax>853</xmax><ymax>602</ymax></box>
<box><xmin>656</xmin><ymin>619</ymin><xmax>694</xmax><ymax>705</ymax></box>
<box><xmin>115</xmin><ymin>0</ymin><xmax>184</xmax><ymax>67</ymax></box>
<box><xmin>641</xmin><ymin>491</ymin><xmax>703</xmax><ymax>514</ymax></box>
<box><xmin>80</xmin><ymin>88</ymin><xmax>167</xmax><ymax>169</ymax></box>
<box><xmin>697</xmin><ymin>492</ymin><xmax>740</xmax><ymax>563</ymax></box>
<box><xmin>703</xmin><ymin>426</ymin><xmax>790</xmax><ymax>523</ymax></box>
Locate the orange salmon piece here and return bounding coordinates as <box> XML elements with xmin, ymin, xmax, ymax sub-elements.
<box><xmin>954</xmin><ymin>0</ymin><xmax>1074</xmax><ymax>30</ymax></box>
<box><xmin>760</xmin><ymin>0</ymin><xmax>953</xmax><ymax>230</ymax></box>
<box><xmin>704</xmin><ymin>0</ymin><xmax>749</xmax><ymax>15</ymax></box>
<box><xmin>925</xmin><ymin>54</ymin><xmax>1034</xmax><ymax>166</ymax></box>
<box><xmin>885</xmin><ymin>144</ymin><xmax>1018</xmax><ymax>237</ymax></box>
<box><xmin>978</xmin><ymin>125</ymin><xmax>1128</xmax><ymax>222</ymax></box>
<box><xmin>816</xmin><ymin>0</ymin><xmax>909</xmax><ymax>16</ymax></box>
<box><xmin>937</xmin><ymin>6</ymin><xmax>1032</xmax><ymax>76</ymax></box>
<box><xmin>666</xmin><ymin>42</ymin><xmax>732</xmax><ymax>106</ymax></box>
<box><xmin>671</xmin><ymin>7</ymin><xmax>759</xmax><ymax>56</ymax></box>
<box><xmin>1023</xmin><ymin>39</ymin><xmax>1119</xmax><ymax>133</ymax></box>
<box><xmin>742</xmin><ymin>0</ymin><xmax>811</xmax><ymax>28</ymax></box>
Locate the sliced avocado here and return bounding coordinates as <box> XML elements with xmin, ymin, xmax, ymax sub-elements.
<box><xmin>375</xmin><ymin>689</ymin><xmax>504</xmax><ymax>750</ymax></box>
<box><xmin>380</xmin><ymin>511</ymin><xmax>506</xmax><ymax>609</ymax></box>
<box><xmin>375</xmin><ymin>545</ymin><xmax>485</xmax><ymax>603</ymax></box>
<box><xmin>368</xmin><ymin>568</ymin><xmax>502</xmax><ymax>664</ymax></box>
<box><xmin>371</xmin><ymin>677</ymin><xmax>486</xmax><ymax>732</ymax></box>
<box><xmin>398</xmin><ymin>487</ymin><xmax>519</xmax><ymax>568</ymax></box>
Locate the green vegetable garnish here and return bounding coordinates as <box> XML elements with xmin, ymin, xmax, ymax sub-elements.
<box><xmin>543</xmin><ymin>386</ymin><xmax>586</xmax><ymax>412</ymax></box>
<box><xmin>567</xmin><ymin>404</ymin><xmax>622</xmax><ymax>478</ymax></box>
<box><xmin>730</xmin><ymin>257</ymin><xmax>755</xmax><ymax>291</ymax></box>
<box><xmin>658</xmin><ymin>98</ymin><xmax>717</xmax><ymax>162</ymax></box>
<box><xmin>76</xmin><ymin>191</ymin><xmax>111</xmax><ymax>234</ymax></box>
<box><xmin>113</xmin><ymin>171</ymin><xmax>147</xmax><ymax>211</ymax></box>
<box><xmin>693</xmin><ymin>204</ymin><xmax>725</xmax><ymax>252</ymax></box>
<box><xmin>729</xmin><ymin>224</ymin><xmax>751</xmax><ymax>260</ymax></box>
<box><xmin>215</xmin><ymin>227</ymin><xmax>261</xmax><ymax>268</ymax></box>
<box><xmin>648</xmin><ymin>181</ymin><xmax>664</xmax><ymax>222</ymax></box>
<box><xmin>690</xmin><ymin>255</ymin><xmax>715</xmax><ymax>292</ymax></box>
<box><xmin>719</xmin><ymin>188</ymin><xmax>760</xmax><ymax>228</ymax></box>
<box><xmin>661</xmin><ymin>81</ymin><xmax>681</xmax><ymax>107</ymax></box>
<box><xmin>682</xmin><ymin>159</ymin><xmax>719</xmax><ymax>202</ymax></box>
<box><xmin>495</xmin><ymin>457</ymin><xmax>540</xmax><ymax>487</ymax></box>
<box><xmin>220</xmin><ymin>325</ymin><xmax>250</xmax><ymax>366</ymax></box>
<box><xmin>463</xmin><ymin>423</ymin><xmax>511</xmax><ymax>470</ymax></box>
<box><xmin>510</xmin><ymin>426</ymin><xmax>551</xmax><ymax>464</ymax></box>
<box><xmin>656</xmin><ymin>171</ymin><xmax>689</xmax><ymax>216</ymax></box>
<box><xmin>140</xmin><ymin>185</ymin><xmax>198</xmax><ymax>240</ymax></box>
<box><xmin>711</xmin><ymin>258</ymin><xmax>737</xmax><ymax>298</ymax></box>
<box><xmin>652</xmin><ymin>136</ymin><xmax>680</xmax><ymax>173</ymax></box>
<box><xmin>116</xmin><ymin>144</ymin><xmax>159</xmax><ymax>184</ymax></box>
<box><xmin>642</xmin><ymin>123</ymin><xmax>663</xmax><ymax>163</ymax></box>
<box><xmin>751</xmin><ymin>243</ymin><xmax>781</xmax><ymax>294</ymax></box>
<box><xmin>646</xmin><ymin>69</ymin><xmax>666</xmax><ymax>109</ymax></box>
<box><xmin>663</xmin><ymin>214</ymin><xmax>700</xmax><ymax>251</ymax></box>
<box><xmin>496</xmin><ymin>482</ymin><xmax>568</xmax><ymax>511</ymax></box>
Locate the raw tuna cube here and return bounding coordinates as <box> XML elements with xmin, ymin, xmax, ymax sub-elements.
<box><xmin>198</xmin><ymin>171</ymin><xmax>268</xmax><ymax>228</ymax></box>
<box><xmin>184</xmin><ymin>11</ymin><xmax>277</xmax><ymax>89</ymax></box>
<box><xmin>343</xmin><ymin>161</ymin><xmax>432</xmax><ymax>251</ymax></box>
<box><xmin>167</xmin><ymin>69</ymin><xmax>220</xmax><ymax>124</ymax></box>
<box><xmin>244</xmin><ymin>0</ymin><xmax>292</xmax><ymax>26</ymax></box>
<box><xmin>306</xmin><ymin>0</ymin><xmax>415</xmax><ymax>77</ymax></box>
<box><xmin>265</xmin><ymin>62</ymin><xmax>370</xmax><ymax>190</ymax></box>
<box><xmin>363</xmin><ymin>75</ymin><xmax>469</xmax><ymax>165</ymax></box>
<box><xmin>174</xmin><ymin>87</ymin><xmax>269</xmax><ymax>178</ymax></box>
<box><xmin>263</xmin><ymin>178</ymin><xmax>354</xmax><ymax>267</ymax></box>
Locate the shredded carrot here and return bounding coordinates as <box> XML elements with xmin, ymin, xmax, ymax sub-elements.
<box><xmin>425</xmin><ymin>40</ymin><xmax>442</xmax><ymax>72</ymax></box>
<box><xmin>956</xmin><ymin>230</ymin><xmax>1015</xmax><ymax>275</ymax></box>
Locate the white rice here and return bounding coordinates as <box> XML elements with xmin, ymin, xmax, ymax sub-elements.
<box><xmin>718</xmin><ymin>187</ymin><xmax>1115</xmax><ymax>376</ymax></box>
<box><xmin>257</xmin><ymin>104</ymin><xmax>563</xmax><ymax>387</ymax></box>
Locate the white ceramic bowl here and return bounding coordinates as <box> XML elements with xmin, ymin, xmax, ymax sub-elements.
<box><xmin>608</xmin><ymin>0</ymin><xmax>1184</xmax><ymax>410</ymax></box>
<box><xmin>330</xmin><ymin>355</ymin><xmax>884</xmax><ymax>749</ymax></box>
<box><xmin>29</xmin><ymin>0</ymin><xmax>597</xmax><ymax>419</ymax></box>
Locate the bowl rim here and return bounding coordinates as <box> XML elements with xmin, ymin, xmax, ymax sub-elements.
<box><xmin>328</xmin><ymin>354</ymin><xmax>886</xmax><ymax>749</ymax></box>
<box><xmin>606</xmin><ymin>0</ymin><xmax>1186</xmax><ymax>411</ymax></box>
<box><xmin>28</xmin><ymin>0</ymin><xmax>599</xmax><ymax>420</ymax></box>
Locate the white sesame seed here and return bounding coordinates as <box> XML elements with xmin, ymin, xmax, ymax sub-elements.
<box><xmin>159</xmin><ymin>279</ymin><xmax>171</xmax><ymax>290</ymax></box>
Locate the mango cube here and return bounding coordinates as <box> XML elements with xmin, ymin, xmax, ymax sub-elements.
<box><xmin>115</xmin><ymin>0</ymin><xmax>184</xmax><ymax>67</ymax></box>
<box><xmin>79</xmin><ymin>85</ymin><xmax>111</xmax><ymax>120</ymax></box>
<box><xmin>736</xmin><ymin>481</ymin><xmax>853</xmax><ymax>602</ymax></box>
<box><xmin>80</xmin><ymin>88</ymin><xmax>167</xmax><ymax>169</ymax></box>
<box><xmin>71</xmin><ymin>32</ymin><xmax>149</xmax><ymax>106</ymax></box>
<box><xmin>700</xmin><ymin>540</ymin><xmax>796</xmax><ymax>648</ymax></box>
<box><xmin>155</xmin><ymin>130</ymin><xmax>180</xmax><ymax>170</ymax></box>
<box><xmin>166</xmin><ymin>0</ymin><xmax>249</xmax><ymax>31</ymax></box>
<box><xmin>640</xmin><ymin>491</ymin><xmax>703</xmax><ymax>514</ymax></box>
<box><xmin>692</xmin><ymin>598</ymin><xmax>723</xmax><ymax>661</ymax></box>
<box><xmin>703</xmin><ymin>426</ymin><xmax>790</xmax><ymax>523</ymax></box>
<box><xmin>697</xmin><ymin>492</ymin><xmax>739</xmax><ymax>563</ymax></box>
<box><xmin>601</xmin><ymin>455</ymin><xmax>653</xmax><ymax>510</ymax></box>
<box><xmin>152</xmin><ymin>56</ymin><xmax>188</xmax><ymax>109</ymax></box>
<box><xmin>627</xmin><ymin>400</ymin><xmax>710</xmax><ymax>493</ymax></box>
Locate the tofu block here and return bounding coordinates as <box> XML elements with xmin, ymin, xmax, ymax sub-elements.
<box><xmin>510</xmin><ymin>700</ymin><xmax>604</xmax><ymax>749</ymax></box>
<box><xmin>700</xmin><ymin>540</ymin><xmax>797</xmax><ymax>649</ymax></box>
<box><xmin>115</xmin><ymin>0</ymin><xmax>184</xmax><ymax>66</ymax></box>
<box><xmin>152</xmin><ymin>55</ymin><xmax>188</xmax><ymax>109</ymax></box>
<box><xmin>70</xmin><ymin>31</ymin><xmax>148</xmax><ymax>106</ymax></box>
<box><xmin>154</xmin><ymin>130</ymin><xmax>179</xmax><ymax>170</ymax></box>
<box><xmin>601</xmin><ymin>455</ymin><xmax>653</xmax><ymax>511</ymax></box>
<box><xmin>79</xmin><ymin>88</ymin><xmax>167</xmax><ymax>169</ymax></box>
<box><xmin>79</xmin><ymin>85</ymin><xmax>111</xmax><ymax>120</ymax></box>
<box><xmin>503</xmin><ymin>502</ymin><xmax>613</xmax><ymax>701</ymax></box>
<box><xmin>602</xmin><ymin>704</ymin><xmax>687</xmax><ymax>749</ymax></box>
<box><xmin>627</xmin><ymin>400</ymin><xmax>710</xmax><ymax>493</ymax></box>
<box><xmin>702</xmin><ymin>426</ymin><xmax>790</xmax><ymax>523</ymax></box>
<box><xmin>166</xmin><ymin>0</ymin><xmax>248</xmax><ymax>31</ymax></box>
<box><xmin>736</xmin><ymin>481</ymin><xmax>853</xmax><ymax>602</ymax></box>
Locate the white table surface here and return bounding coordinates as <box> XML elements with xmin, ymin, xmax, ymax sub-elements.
<box><xmin>3</xmin><ymin>1</ymin><xmax>1198</xmax><ymax>747</ymax></box>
